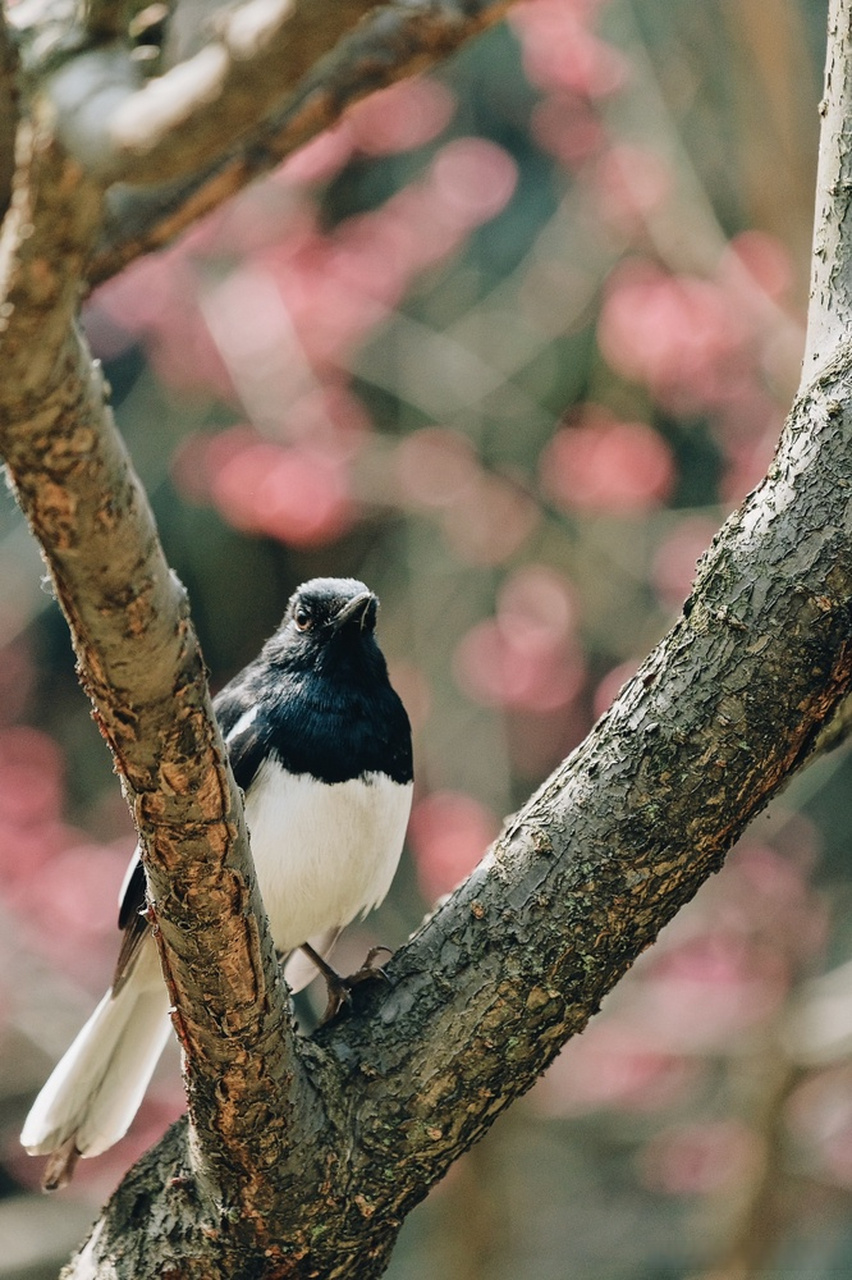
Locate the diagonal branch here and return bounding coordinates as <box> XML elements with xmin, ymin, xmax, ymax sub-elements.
<box><xmin>90</xmin><ymin>0</ymin><xmax>515</xmax><ymax>281</ymax></box>
<box><xmin>104</xmin><ymin>0</ymin><xmax>390</xmax><ymax>185</ymax></box>
<box><xmin>323</xmin><ymin>347</ymin><xmax>852</xmax><ymax>1231</ymax></box>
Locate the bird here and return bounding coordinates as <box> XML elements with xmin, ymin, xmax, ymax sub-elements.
<box><xmin>21</xmin><ymin>577</ymin><xmax>413</xmax><ymax>1190</ymax></box>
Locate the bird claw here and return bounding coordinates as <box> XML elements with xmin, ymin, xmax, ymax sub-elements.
<box><xmin>318</xmin><ymin>946</ymin><xmax>392</xmax><ymax>1025</ymax></box>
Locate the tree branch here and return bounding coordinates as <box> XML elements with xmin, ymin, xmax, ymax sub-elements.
<box><xmin>90</xmin><ymin>0</ymin><xmax>515</xmax><ymax>282</ymax></box>
<box><xmin>0</xmin><ymin>81</ymin><xmax>312</xmax><ymax>1217</ymax></box>
<box><xmin>104</xmin><ymin>0</ymin><xmax>386</xmax><ymax>184</ymax></box>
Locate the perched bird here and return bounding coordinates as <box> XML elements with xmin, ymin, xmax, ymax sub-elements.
<box><xmin>21</xmin><ymin>577</ymin><xmax>413</xmax><ymax>1190</ymax></box>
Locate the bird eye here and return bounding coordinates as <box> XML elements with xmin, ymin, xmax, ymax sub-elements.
<box><xmin>293</xmin><ymin>605</ymin><xmax>313</xmax><ymax>632</ymax></box>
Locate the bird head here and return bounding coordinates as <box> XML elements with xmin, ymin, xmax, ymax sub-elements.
<box><xmin>270</xmin><ymin>578</ymin><xmax>382</xmax><ymax>675</ymax></box>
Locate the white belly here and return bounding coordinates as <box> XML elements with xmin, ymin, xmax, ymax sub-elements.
<box><xmin>243</xmin><ymin>759</ymin><xmax>412</xmax><ymax>954</ymax></box>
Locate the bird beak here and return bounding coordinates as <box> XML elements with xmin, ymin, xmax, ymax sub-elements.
<box><xmin>333</xmin><ymin>591</ymin><xmax>376</xmax><ymax>631</ymax></box>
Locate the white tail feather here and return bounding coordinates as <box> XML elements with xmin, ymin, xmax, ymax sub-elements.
<box><xmin>21</xmin><ymin>936</ymin><xmax>171</xmax><ymax>1159</ymax></box>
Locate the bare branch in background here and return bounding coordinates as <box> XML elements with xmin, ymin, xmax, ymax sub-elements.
<box><xmin>91</xmin><ymin>0</ymin><xmax>514</xmax><ymax>280</ymax></box>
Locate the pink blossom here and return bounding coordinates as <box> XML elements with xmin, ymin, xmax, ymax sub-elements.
<box><xmin>440</xmin><ymin>475</ymin><xmax>539</xmax><ymax>566</ymax></box>
<box><xmin>499</xmin><ymin>564</ymin><xmax>578</xmax><ymax>640</ymax></box>
<box><xmin>408</xmin><ymin>791</ymin><xmax>499</xmax><ymax>902</ymax></box>
<box><xmin>633</xmin><ymin>930</ymin><xmax>790</xmax><ymax>1050</ymax></box>
<box><xmin>454</xmin><ymin>607</ymin><xmax>584</xmax><ymax>712</ymax></box>
<box><xmin>381</xmin><ymin>181</ymin><xmax>469</xmax><ymax>268</ymax></box>
<box><xmin>721</xmin><ymin>230</ymin><xmax>794</xmax><ymax>304</ymax></box>
<box><xmin>394</xmin><ymin>427</ymin><xmax>480</xmax><ymax>509</ymax></box>
<box><xmin>209</xmin><ymin>437</ymin><xmax>355</xmax><ymax>547</ymax></box>
<box><xmin>95</xmin><ymin>249</ymin><xmax>198</xmax><ymax>339</ymax></box>
<box><xmin>0</xmin><ymin>728</ymin><xmax>63</xmax><ymax>830</ymax></box>
<box><xmin>530</xmin><ymin>94</ymin><xmax>604</xmax><ymax>168</ymax></box>
<box><xmin>346</xmin><ymin>78</ymin><xmax>456</xmax><ymax>156</ymax></box>
<box><xmin>327</xmin><ymin>213</ymin><xmax>415</xmax><ymax>310</ymax></box>
<box><xmin>150</xmin><ymin>304</ymin><xmax>233</xmax><ymax>399</ymax></box>
<box><xmin>0</xmin><ymin>820</ymin><xmax>74</xmax><ymax>896</ymax></box>
<box><xmin>511</xmin><ymin>0</ymin><xmax>627</xmax><ymax>98</ymax></box>
<box><xmin>534</xmin><ymin>1023</ymin><xmax>695</xmax><ymax>1116</ymax></box>
<box><xmin>23</xmin><ymin>844</ymin><xmax>126</xmax><ymax>949</ymax></box>
<box><xmin>598</xmin><ymin>259</ymin><xmax>751</xmax><ymax>412</ymax></box>
<box><xmin>453</xmin><ymin>565</ymin><xmax>583</xmax><ymax>711</ymax></box>
<box><xmin>540</xmin><ymin>405</ymin><xmax>676</xmax><ymax>513</ymax></box>
<box><xmin>279</xmin><ymin>125</ymin><xmax>355</xmax><ymax>186</ymax></box>
<box><xmin>427</xmin><ymin>138</ymin><xmax>518</xmax><ymax>231</ymax></box>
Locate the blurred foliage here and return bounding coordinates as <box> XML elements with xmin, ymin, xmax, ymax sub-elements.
<box><xmin>5</xmin><ymin>0</ymin><xmax>852</xmax><ymax>1276</ymax></box>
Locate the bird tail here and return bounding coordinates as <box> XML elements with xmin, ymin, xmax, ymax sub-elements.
<box><xmin>21</xmin><ymin>937</ymin><xmax>172</xmax><ymax>1189</ymax></box>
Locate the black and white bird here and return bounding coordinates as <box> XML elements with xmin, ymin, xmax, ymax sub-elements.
<box><xmin>21</xmin><ymin>577</ymin><xmax>413</xmax><ymax>1189</ymax></box>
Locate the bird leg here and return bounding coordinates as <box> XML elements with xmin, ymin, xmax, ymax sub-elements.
<box><xmin>300</xmin><ymin>942</ymin><xmax>391</xmax><ymax>1024</ymax></box>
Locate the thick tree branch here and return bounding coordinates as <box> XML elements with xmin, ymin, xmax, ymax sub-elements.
<box><xmin>0</xmin><ymin>86</ymin><xmax>312</xmax><ymax>1220</ymax></box>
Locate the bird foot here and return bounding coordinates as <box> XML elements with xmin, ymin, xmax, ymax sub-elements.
<box><xmin>310</xmin><ymin>945</ymin><xmax>392</xmax><ymax>1025</ymax></box>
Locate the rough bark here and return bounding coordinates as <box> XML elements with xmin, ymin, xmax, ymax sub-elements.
<box><xmin>0</xmin><ymin>0</ymin><xmax>849</xmax><ymax>1276</ymax></box>
<box><xmin>0</xmin><ymin>95</ymin><xmax>311</xmax><ymax>1216</ymax></box>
